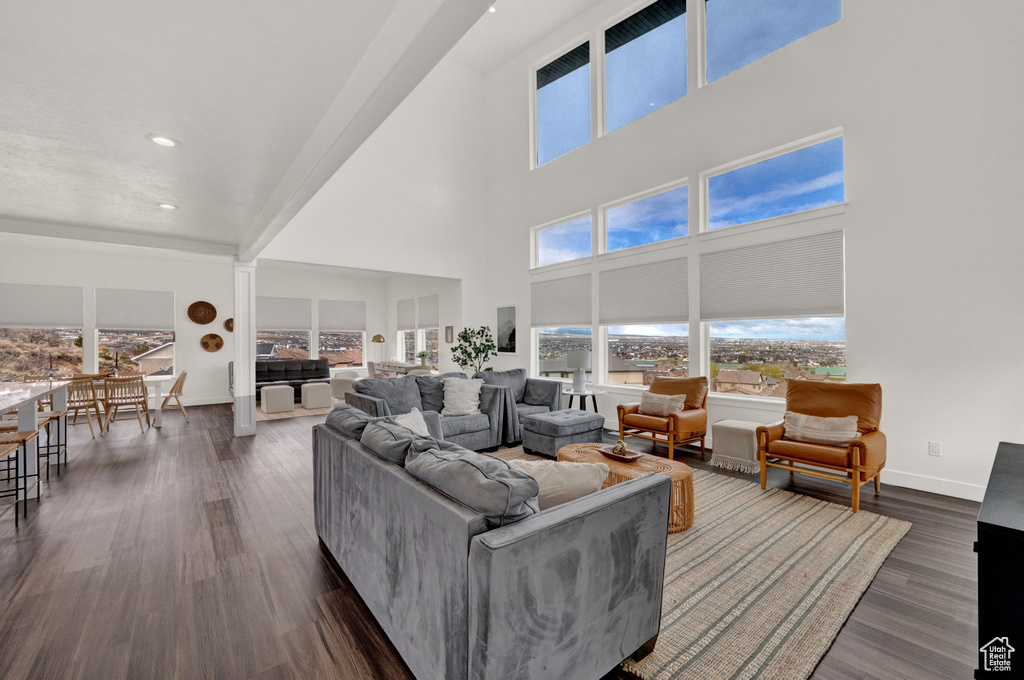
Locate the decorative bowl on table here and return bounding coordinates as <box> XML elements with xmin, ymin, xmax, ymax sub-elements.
<box><xmin>598</xmin><ymin>441</ymin><xmax>643</xmax><ymax>463</ymax></box>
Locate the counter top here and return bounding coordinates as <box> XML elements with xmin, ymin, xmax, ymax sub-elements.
<box><xmin>0</xmin><ymin>381</ymin><xmax>70</xmax><ymax>414</ymax></box>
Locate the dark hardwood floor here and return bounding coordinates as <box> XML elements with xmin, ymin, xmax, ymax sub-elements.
<box><xmin>0</xmin><ymin>407</ymin><xmax>980</xmax><ymax>679</ymax></box>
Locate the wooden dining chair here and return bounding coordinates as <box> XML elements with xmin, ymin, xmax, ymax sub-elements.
<box><xmin>103</xmin><ymin>375</ymin><xmax>151</xmax><ymax>434</ymax></box>
<box><xmin>68</xmin><ymin>378</ymin><xmax>102</xmax><ymax>438</ymax></box>
<box><xmin>160</xmin><ymin>373</ymin><xmax>189</xmax><ymax>423</ymax></box>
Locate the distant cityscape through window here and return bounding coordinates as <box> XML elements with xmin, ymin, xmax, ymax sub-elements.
<box><xmin>0</xmin><ymin>328</ymin><xmax>83</xmax><ymax>380</ymax></box>
<box><xmin>318</xmin><ymin>331</ymin><xmax>363</xmax><ymax>367</ymax></box>
<box><xmin>98</xmin><ymin>329</ymin><xmax>175</xmax><ymax>376</ymax></box>
<box><xmin>537</xmin><ymin>327</ymin><xmax>592</xmax><ymax>381</ymax></box>
<box><xmin>400</xmin><ymin>330</ymin><xmax>416</xmax><ymax>363</ymax></box>
<box><xmin>257</xmin><ymin>330</ymin><xmax>310</xmax><ymax>361</ymax></box>
<box><xmin>424</xmin><ymin>328</ymin><xmax>439</xmax><ymax>369</ymax></box>
<box><xmin>606</xmin><ymin>324</ymin><xmax>688</xmax><ymax>385</ymax></box>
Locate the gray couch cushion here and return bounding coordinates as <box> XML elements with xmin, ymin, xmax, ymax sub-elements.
<box><xmin>474</xmin><ymin>368</ymin><xmax>527</xmax><ymax>404</ymax></box>
<box><xmin>360</xmin><ymin>421</ymin><xmax>419</xmax><ymax>466</ymax></box>
<box><xmin>354</xmin><ymin>376</ymin><xmax>423</xmax><ymax>414</ymax></box>
<box><xmin>325</xmin><ymin>404</ymin><xmax>376</xmax><ymax>438</ymax></box>
<box><xmin>516</xmin><ymin>404</ymin><xmax>551</xmax><ymax>422</ymax></box>
<box><xmin>442</xmin><ymin>413</ymin><xmax>490</xmax><ymax>438</ymax></box>
<box><xmin>405</xmin><ymin>447</ymin><xmax>540</xmax><ymax>528</ymax></box>
<box><xmin>415</xmin><ymin>372</ymin><xmax>467</xmax><ymax>413</ymax></box>
<box><xmin>523</xmin><ymin>409</ymin><xmax>606</xmax><ymax>437</ymax></box>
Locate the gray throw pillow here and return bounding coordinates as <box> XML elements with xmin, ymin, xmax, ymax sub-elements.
<box><xmin>324</xmin><ymin>404</ymin><xmax>375</xmax><ymax>438</ymax></box>
<box><xmin>354</xmin><ymin>376</ymin><xmax>423</xmax><ymax>414</ymax></box>
<box><xmin>405</xmin><ymin>447</ymin><xmax>540</xmax><ymax>528</ymax></box>
<box><xmin>474</xmin><ymin>368</ymin><xmax>527</xmax><ymax>404</ymax></box>
<box><xmin>360</xmin><ymin>421</ymin><xmax>419</xmax><ymax>466</ymax></box>
<box><xmin>415</xmin><ymin>372</ymin><xmax>467</xmax><ymax>413</ymax></box>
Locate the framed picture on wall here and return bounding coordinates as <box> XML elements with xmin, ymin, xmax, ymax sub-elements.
<box><xmin>444</xmin><ymin>326</ymin><xmax>454</xmax><ymax>343</ymax></box>
<box><xmin>496</xmin><ymin>304</ymin><xmax>517</xmax><ymax>355</ymax></box>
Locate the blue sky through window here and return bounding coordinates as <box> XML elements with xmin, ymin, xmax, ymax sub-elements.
<box><xmin>705</xmin><ymin>0</ymin><xmax>842</xmax><ymax>82</ymax></box>
<box><xmin>710</xmin><ymin>317</ymin><xmax>845</xmax><ymax>341</ymax></box>
<box><xmin>607</xmin><ymin>184</ymin><xmax>688</xmax><ymax>252</ymax></box>
<box><xmin>708</xmin><ymin>137</ymin><xmax>843</xmax><ymax>230</ymax></box>
<box><xmin>537</xmin><ymin>55</ymin><xmax>590</xmax><ymax>165</ymax></box>
<box><xmin>536</xmin><ymin>215</ymin><xmax>592</xmax><ymax>267</ymax></box>
<box><xmin>606</xmin><ymin>13</ymin><xmax>686</xmax><ymax>133</ymax></box>
<box><xmin>608</xmin><ymin>324</ymin><xmax>688</xmax><ymax>337</ymax></box>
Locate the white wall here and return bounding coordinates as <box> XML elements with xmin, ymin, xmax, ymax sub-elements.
<box><xmin>457</xmin><ymin>0</ymin><xmax>1024</xmax><ymax>500</ymax></box>
<box><xmin>258</xmin><ymin>57</ymin><xmax>488</xmax><ymax>281</ymax></box>
<box><xmin>384</xmin><ymin>274</ymin><xmax>463</xmax><ymax>373</ymax></box>
<box><xmin>0</xmin><ymin>232</ymin><xmax>236</xmax><ymax>405</ymax></box>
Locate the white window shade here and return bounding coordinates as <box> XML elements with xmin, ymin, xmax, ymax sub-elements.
<box><xmin>96</xmin><ymin>288</ymin><xmax>174</xmax><ymax>330</ymax></box>
<box><xmin>700</xmin><ymin>231</ymin><xmax>845</xmax><ymax>320</ymax></box>
<box><xmin>531</xmin><ymin>274</ymin><xmax>591</xmax><ymax>326</ymax></box>
<box><xmin>256</xmin><ymin>296</ymin><xmax>311</xmax><ymax>330</ymax></box>
<box><xmin>397</xmin><ymin>298</ymin><xmax>416</xmax><ymax>331</ymax></box>
<box><xmin>0</xmin><ymin>283</ymin><xmax>84</xmax><ymax>327</ymax></box>
<box><xmin>599</xmin><ymin>258</ymin><xmax>688</xmax><ymax>325</ymax></box>
<box><xmin>318</xmin><ymin>299</ymin><xmax>366</xmax><ymax>331</ymax></box>
<box><xmin>417</xmin><ymin>295</ymin><xmax>438</xmax><ymax>329</ymax></box>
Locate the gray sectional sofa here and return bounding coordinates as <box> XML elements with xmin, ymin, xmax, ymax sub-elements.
<box><xmin>473</xmin><ymin>368</ymin><xmax>562</xmax><ymax>443</ymax></box>
<box><xmin>314</xmin><ymin>404</ymin><xmax>671</xmax><ymax>680</ymax></box>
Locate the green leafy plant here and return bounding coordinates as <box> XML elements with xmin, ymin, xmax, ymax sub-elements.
<box><xmin>450</xmin><ymin>326</ymin><xmax>497</xmax><ymax>373</ymax></box>
<box><xmin>415</xmin><ymin>350</ymin><xmax>430</xmax><ymax>360</ymax></box>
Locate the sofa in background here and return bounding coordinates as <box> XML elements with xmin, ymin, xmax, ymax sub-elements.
<box><xmin>473</xmin><ymin>368</ymin><xmax>561</xmax><ymax>444</ymax></box>
<box><xmin>314</xmin><ymin>404</ymin><xmax>671</xmax><ymax>680</ymax></box>
<box><xmin>229</xmin><ymin>359</ymin><xmax>331</xmax><ymax>402</ymax></box>
<box><xmin>345</xmin><ymin>373</ymin><xmax>505</xmax><ymax>450</ymax></box>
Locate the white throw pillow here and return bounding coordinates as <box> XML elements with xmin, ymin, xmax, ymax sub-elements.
<box><xmin>638</xmin><ymin>391</ymin><xmax>686</xmax><ymax>417</ymax></box>
<box><xmin>509</xmin><ymin>459</ymin><xmax>609</xmax><ymax>510</ymax></box>
<box><xmin>784</xmin><ymin>411</ymin><xmax>859</xmax><ymax>447</ymax></box>
<box><xmin>393</xmin><ymin>407</ymin><xmax>430</xmax><ymax>437</ymax></box>
<box><xmin>441</xmin><ymin>378</ymin><xmax>483</xmax><ymax>416</ymax></box>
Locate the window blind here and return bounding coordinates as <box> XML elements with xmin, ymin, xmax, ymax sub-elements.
<box><xmin>0</xmin><ymin>283</ymin><xmax>84</xmax><ymax>327</ymax></box>
<box><xmin>397</xmin><ymin>298</ymin><xmax>416</xmax><ymax>331</ymax></box>
<box><xmin>318</xmin><ymin>300</ymin><xmax>366</xmax><ymax>331</ymax></box>
<box><xmin>599</xmin><ymin>257</ymin><xmax>688</xmax><ymax>324</ymax></box>
<box><xmin>256</xmin><ymin>296</ymin><xmax>311</xmax><ymax>330</ymax></box>
<box><xmin>699</xmin><ymin>231</ymin><xmax>845</xmax><ymax>320</ymax></box>
<box><xmin>96</xmin><ymin>288</ymin><xmax>174</xmax><ymax>330</ymax></box>
<box><xmin>531</xmin><ymin>274</ymin><xmax>591</xmax><ymax>327</ymax></box>
<box><xmin>417</xmin><ymin>295</ymin><xmax>438</xmax><ymax>329</ymax></box>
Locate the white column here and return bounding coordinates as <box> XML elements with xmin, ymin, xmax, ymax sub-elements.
<box><xmin>309</xmin><ymin>298</ymin><xmax>319</xmax><ymax>360</ymax></box>
<box><xmin>233</xmin><ymin>261</ymin><xmax>257</xmax><ymax>437</ymax></box>
<box><xmin>82</xmin><ymin>286</ymin><xmax>98</xmax><ymax>374</ymax></box>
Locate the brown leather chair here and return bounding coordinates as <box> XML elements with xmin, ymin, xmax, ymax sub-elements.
<box><xmin>617</xmin><ymin>376</ymin><xmax>708</xmax><ymax>460</ymax></box>
<box><xmin>757</xmin><ymin>381</ymin><xmax>885</xmax><ymax>512</ymax></box>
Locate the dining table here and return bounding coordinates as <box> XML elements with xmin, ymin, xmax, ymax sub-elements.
<box><xmin>0</xmin><ymin>380</ymin><xmax>70</xmax><ymax>501</ymax></box>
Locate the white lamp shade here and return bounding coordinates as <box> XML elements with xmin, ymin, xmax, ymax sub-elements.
<box><xmin>567</xmin><ymin>350</ymin><xmax>592</xmax><ymax>370</ymax></box>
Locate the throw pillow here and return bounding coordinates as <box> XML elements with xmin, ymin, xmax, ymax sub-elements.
<box><xmin>353</xmin><ymin>376</ymin><xmax>424</xmax><ymax>414</ymax></box>
<box><xmin>405</xmin><ymin>447</ymin><xmax>540</xmax><ymax>528</ymax></box>
<box><xmin>360</xmin><ymin>421</ymin><xmax>418</xmax><ymax>466</ymax></box>
<box><xmin>324</xmin><ymin>404</ymin><xmax>375</xmax><ymax>438</ymax></box>
<box><xmin>394</xmin><ymin>408</ymin><xmax>430</xmax><ymax>437</ymax></box>
<box><xmin>415</xmin><ymin>372</ymin><xmax>467</xmax><ymax>412</ymax></box>
<box><xmin>441</xmin><ymin>378</ymin><xmax>483</xmax><ymax>417</ymax></box>
<box><xmin>638</xmin><ymin>391</ymin><xmax>686</xmax><ymax>417</ymax></box>
<box><xmin>508</xmin><ymin>459</ymin><xmax>608</xmax><ymax>510</ymax></box>
<box><xmin>784</xmin><ymin>411</ymin><xmax>860</xmax><ymax>447</ymax></box>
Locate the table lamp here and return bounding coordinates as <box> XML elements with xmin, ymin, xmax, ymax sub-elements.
<box><xmin>371</xmin><ymin>334</ymin><xmax>386</xmax><ymax>362</ymax></box>
<box><xmin>567</xmin><ymin>350</ymin><xmax>591</xmax><ymax>392</ymax></box>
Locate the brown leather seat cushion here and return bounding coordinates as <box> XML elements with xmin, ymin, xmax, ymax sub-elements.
<box><xmin>785</xmin><ymin>381</ymin><xmax>882</xmax><ymax>433</ymax></box>
<box><xmin>622</xmin><ymin>412</ymin><xmax>670</xmax><ymax>433</ymax></box>
<box><xmin>768</xmin><ymin>439</ymin><xmax>850</xmax><ymax>468</ymax></box>
<box><xmin>649</xmin><ymin>376</ymin><xmax>708</xmax><ymax>410</ymax></box>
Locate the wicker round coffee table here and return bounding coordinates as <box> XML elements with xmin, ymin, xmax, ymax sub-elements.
<box><xmin>557</xmin><ymin>443</ymin><xmax>694</xmax><ymax>533</ymax></box>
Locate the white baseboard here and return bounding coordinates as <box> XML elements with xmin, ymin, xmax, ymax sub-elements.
<box><xmin>875</xmin><ymin>468</ymin><xmax>986</xmax><ymax>502</ymax></box>
<box><xmin>180</xmin><ymin>396</ymin><xmax>232</xmax><ymax>407</ymax></box>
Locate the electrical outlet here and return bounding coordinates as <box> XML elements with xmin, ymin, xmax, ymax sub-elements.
<box><xmin>928</xmin><ymin>441</ymin><xmax>941</xmax><ymax>457</ymax></box>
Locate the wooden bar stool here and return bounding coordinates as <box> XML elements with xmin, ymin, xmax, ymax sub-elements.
<box><xmin>0</xmin><ymin>431</ymin><xmax>40</xmax><ymax>525</ymax></box>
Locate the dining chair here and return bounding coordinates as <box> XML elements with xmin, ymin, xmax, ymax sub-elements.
<box><xmin>160</xmin><ymin>373</ymin><xmax>189</xmax><ymax>423</ymax></box>
<box><xmin>68</xmin><ymin>378</ymin><xmax>102</xmax><ymax>438</ymax></box>
<box><xmin>103</xmin><ymin>375</ymin><xmax>151</xmax><ymax>433</ymax></box>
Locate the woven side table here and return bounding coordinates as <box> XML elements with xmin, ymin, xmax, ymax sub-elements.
<box><xmin>557</xmin><ymin>443</ymin><xmax>694</xmax><ymax>533</ymax></box>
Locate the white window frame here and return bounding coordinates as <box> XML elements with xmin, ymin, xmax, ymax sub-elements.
<box><xmin>531</xmin><ymin>209</ymin><xmax>596</xmax><ymax>271</ymax></box>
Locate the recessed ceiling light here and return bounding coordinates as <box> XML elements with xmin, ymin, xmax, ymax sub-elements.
<box><xmin>147</xmin><ymin>135</ymin><xmax>179</xmax><ymax>147</ymax></box>
<box><xmin>157</xmin><ymin>203</ymin><xmax>178</xmax><ymax>210</ymax></box>
<box><xmin>488</xmin><ymin>6</ymin><xmax>496</xmax><ymax>12</ymax></box>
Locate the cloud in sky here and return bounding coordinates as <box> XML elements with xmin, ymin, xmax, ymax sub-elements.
<box><xmin>710</xmin><ymin>317</ymin><xmax>845</xmax><ymax>341</ymax></box>
<box><xmin>609</xmin><ymin>324</ymin><xmax>689</xmax><ymax>337</ymax></box>
<box><xmin>608</xmin><ymin>185</ymin><xmax>689</xmax><ymax>251</ymax></box>
<box><xmin>537</xmin><ymin>215</ymin><xmax>592</xmax><ymax>266</ymax></box>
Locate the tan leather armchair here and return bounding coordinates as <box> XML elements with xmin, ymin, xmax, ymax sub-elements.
<box><xmin>617</xmin><ymin>376</ymin><xmax>708</xmax><ymax>460</ymax></box>
<box><xmin>757</xmin><ymin>381</ymin><xmax>885</xmax><ymax>512</ymax></box>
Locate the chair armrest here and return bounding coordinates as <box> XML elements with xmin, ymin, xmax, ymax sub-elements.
<box><xmin>421</xmin><ymin>410</ymin><xmax>444</xmax><ymax>440</ymax></box>
<box><xmin>479</xmin><ymin>384</ymin><xmax>508</xmax><ymax>448</ymax></box>
<box><xmin>469</xmin><ymin>474</ymin><xmax>670</xmax><ymax>679</ymax></box>
<box><xmin>756</xmin><ymin>420</ymin><xmax>784</xmax><ymax>445</ymax></box>
<box><xmin>849</xmin><ymin>430</ymin><xmax>886</xmax><ymax>470</ymax></box>
<box><xmin>344</xmin><ymin>391</ymin><xmax>389</xmax><ymax>417</ymax></box>
<box><xmin>523</xmin><ymin>378</ymin><xmax>562</xmax><ymax>411</ymax></box>
<box><xmin>669</xmin><ymin>408</ymin><xmax>707</xmax><ymax>436</ymax></box>
<box><xmin>617</xmin><ymin>402</ymin><xmax>641</xmax><ymax>419</ymax></box>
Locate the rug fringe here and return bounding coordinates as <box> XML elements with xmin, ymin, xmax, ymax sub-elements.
<box><xmin>709</xmin><ymin>454</ymin><xmax>759</xmax><ymax>474</ymax></box>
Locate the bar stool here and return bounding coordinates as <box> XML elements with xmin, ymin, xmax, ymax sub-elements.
<box><xmin>36</xmin><ymin>407</ymin><xmax>68</xmax><ymax>478</ymax></box>
<box><xmin>0</xmin><ymin>431</ymin><xmax>40</xmax><ymax>526</ymax></box>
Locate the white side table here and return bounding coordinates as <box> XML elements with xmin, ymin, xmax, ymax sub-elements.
<box><xmin>561</xmin><ymin>388</ymin><xmax>606</xmax><ymax>412</ymax></box>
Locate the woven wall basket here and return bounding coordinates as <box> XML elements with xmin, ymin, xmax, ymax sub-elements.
<box><xmin>200</xmin><ymin>333</ymin><xmax>224</xmax><ymax>352</ymax></box>
<box><xmin>224</xmin><ymin>317</ymin><xmax>234</xmax><ymax>332</ymax></box>
<box><xmin>188</xmin><ymin>301</ymin><xmax>217</xmax><ymax>325</ymax></box>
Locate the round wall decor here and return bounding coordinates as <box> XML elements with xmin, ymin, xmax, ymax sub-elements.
<box><xmin>188</xmin><ymin>301</ymin><xmax>217</xmax><ymax>325</ymax></box>
<box><xmin>200</xmin><ymin>333</ymin><xmax>224</xmax><ymax>352</ymax></box>
<box><xmin>224</xmin><ymin>317</ymin><xmax>234</xmax><ymax>332</ymax></box>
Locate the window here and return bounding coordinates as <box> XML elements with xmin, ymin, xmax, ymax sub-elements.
<box><xmin>705</xmin><ymin>0</ymin><xmax>841</xmax><ymax>82</ymax></box>
<box><xmin>537</xmin><ymin>327</ymin><xmax>592</xmax><ymax>380</ymax></box>
<box><xmin>536</xmin><ymin>214</ymin><xmax>593</xmax><ymax>268</ymax></box>
<box><xmin>318</xmin><ymin>331</ymin><xmax>364</xmax><ymax>368</ymax></box>
<box><xmin>98</xmin><ymin>329</ymin><xmax>175</xmax><ymax>375</ymax></box>
<box><xmin>709</xmin><ymin>317</ymin><xmax>845</xmax><ymax>397</ymax></box>
<box><xmin>0</xmin><ymin>328</ymin><xmax>83</xmax><ymax>380</ymax></box>
<box><xmin>708</xmin><ymin>136</ymin><xmax>844</xmax><ymax>231</ymax></box>
<box><xmin>605</xmin><ymin>0</ymin><xmax>686</xmax><ymax>133</ymax></box>
<box><xmin>399</xmin><ymin>330</ymin><xmax>416</xmax><ymax>363</ymax></box>
<box><xmin>423</xmin><ymin>328</ymin><xmax>439</xmax><ymax>369</ymax></box>
<box><xmin>606</xmin><ymin>184</ymin><xmax>688</xmax><ymax>252</ymax></box>
<box><xmin>537</xmin><ymin>42</ymin><xmax>590</xmax><ymax>165</ymax></box>
<box><xmin>256</xmin><ymin>330</ymin><xmax>309</xmax><ymax>361</ymax></box>
<box><xmin>606</xmin><ymin>324</ymin><xmax>688</xmax><ymax>385</ymax></box>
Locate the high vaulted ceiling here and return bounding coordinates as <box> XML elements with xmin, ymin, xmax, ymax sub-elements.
<box><xmin>0</xmin><ymin>0</ymin><xmax>488</xmax><ymax>257</ymax></box>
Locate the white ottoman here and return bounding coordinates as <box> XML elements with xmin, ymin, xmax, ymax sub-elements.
<box><xmin>302</xmin><ymin>382</ymin><xmax>333</xmax><ymax>409</ymax></box>
<box><xmin>711</xmin><ymin>419</ymin><xmax>762</xmax><ymax>474</ymax></box>
<box><xmin>261</xmin><ymin>385</ymin><xmax>294</xmax><ymax>414</ymax></box>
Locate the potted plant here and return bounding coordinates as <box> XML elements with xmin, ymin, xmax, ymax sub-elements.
<box><xmin>450</xmin><ymin>326</ymin><xmax>497</xmax><ymax>373</ymax></box>
<box><xmin>415</xmin><ymin>350</ymin><xmax>431</xmax><ymax>367</ymax></box>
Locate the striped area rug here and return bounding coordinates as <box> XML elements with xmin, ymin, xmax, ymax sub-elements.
<box><xmin>491</xmin><ymin>448</ymin><xmax>911</xmax><ymax>680</ymax></box>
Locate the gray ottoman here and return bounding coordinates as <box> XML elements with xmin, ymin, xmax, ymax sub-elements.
<box><xmin>261</xmin><ymin>385</ymin><xmax>294</xmax><ymax>414</ymax></box>
<box><xmin>522</xmin><ymin>409</ymin><xmax>606</xmax><ymax>458</ymax></box>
